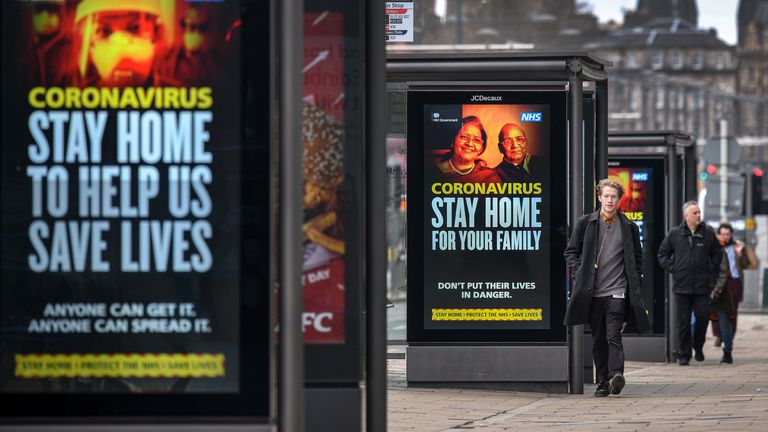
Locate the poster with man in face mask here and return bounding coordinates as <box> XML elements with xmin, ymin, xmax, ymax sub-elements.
<box><xmin>0</xmin><ymin>0</ymin><xmax>250</xmax><ymax>396</ymax></box>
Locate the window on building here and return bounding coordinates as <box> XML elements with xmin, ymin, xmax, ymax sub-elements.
<box><xmin>671</xmin><ymin>51</ymin><xmax>683</xmax><ymax>69</ymax></box>
<box><xmin>655</xmin><ymin>87</ymin><xmax>665</xmax><ymax>109</ymax></box>
<box><xmin>715</xmin><ymin>53</ymin><xmax>726</xmax><ymax>70</ymax></box>
<box><xmin>630</xmin><ymin>86</ymin><xmax>640</xmax><ymax>111</ymax></box>
<box><xmin>626</xmin><ymin>52</ymin><xmax>639</xmax><ymax>69</ymax></box>
<box><xmin>691</xmin><ymin>53</ymin><xmax>703</xmax><ymax>70</ymax></box>
<box><xmin>651</xmin><ymin>52</ymin><xmax>664</xmax><ymax>70</ymax></box>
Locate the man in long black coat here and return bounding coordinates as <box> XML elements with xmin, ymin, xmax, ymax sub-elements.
<box><xmin>657</xmin><ymin>201</ymin><xmax>721</xmax><ymax>365</ymax></box>
<box><xmin>564</xmin><ymin>179</ymin><xmax>651</xmax><ymax>397</ymax></box>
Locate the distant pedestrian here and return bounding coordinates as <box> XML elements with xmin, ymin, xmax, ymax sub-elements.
<box><xmin>564</xmin><ymin>179</ymin><xmax>650</xmax><ymax>397</ymax></box>
<box><xmin>710</xmin><ymin>247</ymin><xmax>735</xmax><ymax>363</ymax></box>
<box><xmin>657</xmin><ymin>201</ymin><xmax>722</xmax><ymax>365</ymax></box>
<box><xmin>710</xmin><ymin>223</ymin><xmax>759</xmax><ymax>346</ymax></box>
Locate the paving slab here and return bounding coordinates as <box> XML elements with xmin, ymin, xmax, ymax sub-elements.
<box><xmin>388</xmin><ymin>313</ymin><xmax>768</xmax><ymax>431</ymax></box>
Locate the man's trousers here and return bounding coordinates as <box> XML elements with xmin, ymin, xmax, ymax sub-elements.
<box><xmin>589</xmin><ymin>296</ymin><xmax>626</xmax><ymax>383</ymax></box>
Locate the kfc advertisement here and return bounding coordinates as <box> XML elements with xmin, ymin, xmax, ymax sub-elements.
<box><xmin>0</xmin><ymin>0</ymin><xmax>246</xmax><ymax>394</ymax></box>
<box><xmin>301</xmin><ymin>11</ymin><xmax>348</xmax><ymax>344</ymax></box>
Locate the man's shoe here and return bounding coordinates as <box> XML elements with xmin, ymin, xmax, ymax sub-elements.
<box><xmin>714</xmin><ymin>337</ymin><xmax>722</xmax><ymax>347</ymax></box>
<box><xmin>721</xmin><ymin>351</ymin><xmax>733</xmax><ymax>364</ymax></box>
<box><xmin>694</xmin><ymin>349</ymin><xmax>705</xmax><ymax>362</ymax></box>
<box><xmin>678</xmin><ymin>358</ymin><xmax>690</xmax><ymax>366</ymax></box>
<box><xmin>609</xmin><ymin>374</ymin><xmax>625</xmax><ymax>395</ymax></box>
<box><xmin>593</xmin><ymin>382</ymin><xmax>609</xmax><ymax>397</ymax></box>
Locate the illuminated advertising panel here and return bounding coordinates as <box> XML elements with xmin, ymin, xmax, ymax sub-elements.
<box><xmin>608</xmin><ymin>159</ymin><xmax>665</xmax><ymax>334</ymax></box>
<box><xmin>407</xmin><ymin>91</ymin><xmax>567</xmax><ymax>343</ymax></box>
<box><xmin>1</xmin><ymin>0</ymin><xmax>269</xmax><ymax>418</ymax></box>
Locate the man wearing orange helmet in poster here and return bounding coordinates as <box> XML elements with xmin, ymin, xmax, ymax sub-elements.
<box><xmin>72</xmin><ymin>0</ymin><xmax>169</xmax><ymax>87</ymax></box>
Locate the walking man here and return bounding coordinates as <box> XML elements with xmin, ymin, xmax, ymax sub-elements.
<box><xmin>565</xmin><ymin>179</ymin><xmax>650</xmax><ymax>397</ymax></box>
<box><xmin>658</xmin><ymin>201</ymin><xmax>722</xmax><ymax>365</ymax></box>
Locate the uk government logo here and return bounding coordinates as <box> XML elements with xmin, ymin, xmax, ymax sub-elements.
<box><xmin>431</xmin><ymin>112</ymin><xmax>458</xmax><ymax>123</ymax></box>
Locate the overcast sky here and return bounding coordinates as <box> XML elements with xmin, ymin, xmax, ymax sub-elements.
<box><xmin>585</xmin><ymin>0</ymin><xmax>739</xmax><ymax>45</ymax></box>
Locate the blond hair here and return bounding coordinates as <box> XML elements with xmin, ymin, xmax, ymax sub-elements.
<box><xmin>596</xmin><ymin>178</ymin><xmax>625</xmax><ymax>199</ymax></box>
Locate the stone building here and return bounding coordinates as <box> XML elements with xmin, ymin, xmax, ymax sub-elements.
<box><xmin>736</xmin><ymin>0</ymin><xmax>768</xmax><ymax>136</ymax></box>
<box><xmin>587</xmin><ymin>17</ymin><xmax>737</xmax><ymax>138</ymax></box>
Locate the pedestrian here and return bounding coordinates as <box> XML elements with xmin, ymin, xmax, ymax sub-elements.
<box><xmin>710</xmin><ymin>223</ymin><xmax>759</xmax><ymax>347</ymax></box>
<box><xmin>564</xmin><ymin>179</ymin><xmax>650</xmax><ymax>397</ymax></box>
<box><xmin>710</xmin><ymin>247</ymin><xmax>735</xmax><ymax>364</ymax></box>
<box><xmin>657</xmin><ymin>201</ymin><xmax>722</xmax><ymax>365</ymax></box>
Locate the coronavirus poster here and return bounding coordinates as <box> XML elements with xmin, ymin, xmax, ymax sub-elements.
<box><xmin>0</xmin><ymin>0</ymin><xmax>247</xmax><ymax>394</ymax></box>
<box><xmin>407</xmin><ymin>91</ymin><xmax>568</xmax><ymax>342</ymax></box>
<box><xmin>608</xmin><ymin>161</ymin><xmax>664</xmax><ymax>332</ymax></box>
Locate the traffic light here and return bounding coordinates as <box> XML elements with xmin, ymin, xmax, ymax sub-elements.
<box><xmin>706</xmin><ymin>164</ymin><xmax>717</xmax><ymax>175</ymax></box>
<box><xmin>753</xmin><ymin>167</ymin><xmax>764</xmax><ymax>177</ymax></box>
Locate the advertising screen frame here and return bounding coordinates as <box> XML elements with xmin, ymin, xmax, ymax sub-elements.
<box><xmin>406</xmin><ymin>89</ymin><xmax>568</xmax><ymax>344</ymax></box>
<box><xmin>607</xmin><ymin>157</ymin><xmax>666</xmax><ymax>335</ymax></box>
<box><xmin>0</xmin><ymin>0</ymin><xmax>271</xmax><ymax>420</ymax></box>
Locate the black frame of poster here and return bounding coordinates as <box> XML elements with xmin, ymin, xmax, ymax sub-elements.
<box><xmin>0</xmin><ymin>0</ymin><xmax>271</xmax><ymax>421</ymax></box>
<box><xmin>406</xmin><ymin>89</ymin><xmax>568</xmax><ymax>344</ymax></box>
<box><xmin>606</xmin><ymin>157</ymin><xmax>666</xmax><ymax>335</ymax></box>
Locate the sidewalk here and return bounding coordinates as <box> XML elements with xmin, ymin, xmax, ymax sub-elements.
<box><xmin>388</xmin><ymin>313</ymin><xmax>768</xmax><ymax>431</ymax></box>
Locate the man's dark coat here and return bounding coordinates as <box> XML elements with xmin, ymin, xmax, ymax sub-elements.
<box><xmin>657</xmin><ymin>221</ymin><xmax>722</xmax><ymax>295</ymax></box>
<box><xmin>563</xmin><ymin>211</ymin><xmax>651</xmax><ymax>333</ymax></box>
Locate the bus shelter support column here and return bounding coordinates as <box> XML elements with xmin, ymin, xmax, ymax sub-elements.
<box><xmin>366</xmin><ymin>0</ymin><xmax>387</xmax><ymax>430</ymax></box>
<box><xmin>279</xmin><ymin>0</ymin><xmax>304</xmax><ymax>430</ymax></box>
<box><xmin>568</xmin><ymin>61</ymin><xmax>584</xmax><ymax>395</ymax></box>
<box><xmin>666</xmin><ymin>142</ymin><xmax>679</xmax><ymax>363</ymax></box>
<box><xmin>595</xmin><ymin>81</ymin><xmax>608</xmax><ymax>180</ymax></box>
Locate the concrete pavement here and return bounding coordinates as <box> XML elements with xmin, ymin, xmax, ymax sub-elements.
<box><xmin>388</xmin><ymin>313</ymin><xmax>768</xmax><ymax>431</ymax></box>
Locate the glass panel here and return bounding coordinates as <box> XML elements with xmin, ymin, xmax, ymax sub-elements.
<box><xmin>1</xmin><ymin>0</ymin><xmax>248</xmax><ymax>396</ymax></box>
<box><xmin>386</xmin><ymin>89</ymin><xmax>407</xmax><ymax>341</ymax></box>
<box><xmin>302</xmin><ymin>0</ymin><xmax>363</xmax><ymax>383</ymax></box>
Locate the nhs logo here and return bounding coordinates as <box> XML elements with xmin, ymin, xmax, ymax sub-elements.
<box><xmin>520</xmin><ymin>112</ymin><xmax>542</xmax><ymax>122</ymax></box>
<box><xmin>632</xmin><ymin>172</ymin><xmax>649</xmax><ymax>181</ymax></box>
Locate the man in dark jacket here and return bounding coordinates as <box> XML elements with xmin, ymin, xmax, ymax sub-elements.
<box><xmin>657</xmin><ymin>201</ymin><xmax>722</xmax><ymax>365</ymax></box>
<box><xmin>564</xmin><ymin>179</ymin><xmax>650</xmax><ymax>397</ymax></box>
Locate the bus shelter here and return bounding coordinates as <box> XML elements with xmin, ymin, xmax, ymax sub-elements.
<box><xmin>387</xmin><ymin>52</ymin><xmax>611</xmax><ymax>394</ymax></box>
<box><xmin>607</xmin><ymin>130</ymin><xmax>697</xmax><ymax>363</ymax></box>
<box><xmin>0</xmin><ymin>1</ymin><xmax>388</xmax><ymax>431</ymax></box>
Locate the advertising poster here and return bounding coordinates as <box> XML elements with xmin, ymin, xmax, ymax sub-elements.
<box><xmin>0</xmin><ymin>0</ymin><xmax>246</xmax><ymax>395</ymax></box>
<box><xmin>408</xmin><ymin>91</ymin><xmax>567</xmax><ymax>340</ymax></box>
<box><xmin>608</xmin><ymin>167</ymin><xmax>651</xmax><ymax>242</ymax></box>
<box><xmin>302</xmin><ymin>11</ymin><xmax>346</xmax><ymax>344</ymax></box>
<box><xmin>608</xmin><ymin>161</ymin><xmax>664</xmax><ymax>332</ymax></box>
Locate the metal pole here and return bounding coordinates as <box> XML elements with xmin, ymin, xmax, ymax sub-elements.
<box><xmin>684</xmin><ymin>144</ymin><xmax>696</xmax><ymax>201</ymax></box>
<box><xmin>568</xmin><ymin>62</ymin><xmax>584</xmax><ymax>395</ymax></box>
<box><xmin>666</xmin><ymin>141</ymin><xmax>679</xmax><ymax>363</ymax></box>
<box><xmin>279</xmin><ymin>0</ymin><xmax>304</xmax><ymax>429</ymax></box>
<box><xmin>720</xmin><ymin>119</ymin><xmax>728</xmax><ymax>222</ymax></box>
<box><xmin>746</xmin><ymin>168</ymin><xmax>755</xmax><ymax>246</ymax></box>
<box><xmin>455</xmin><ymin>0</ymin><xmax>463</xmax><ymax>44</ymax></box>
<box><xmin>366</xmin><ymin>1</ymin><xmax>387</xmax><ymax>430</ymax></box>
<box><xmin>595</xmin><ymin>81</ymin><xmax>608</xmax><ymax>180</ymax></box>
